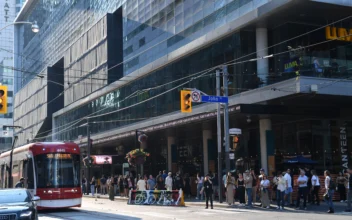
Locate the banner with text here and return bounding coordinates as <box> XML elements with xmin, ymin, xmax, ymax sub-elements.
<box><xmin>128</xmin><ymin>189</ymin><xmax>185</xmax><ymax>206</ymax></box>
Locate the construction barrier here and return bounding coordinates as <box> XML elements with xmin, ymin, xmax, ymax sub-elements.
<box><xmin>128</xmin><ymin>189</ymin><xmax>185</xmax><ymax>206</ymax></box>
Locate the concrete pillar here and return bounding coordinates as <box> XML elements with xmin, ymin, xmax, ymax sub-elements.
<box><xmin>203</xmin><ymin>129</ymin><xmax>212</xmax><ymax>175</ymax></box>
<box><xmin>167</xmin><ymin>136</ymin><xmax>175</xmax><ymax>172</ymax></box>
<box><xmin>259</xmin><ymin>118</ymin><xmax>272</xmax><ymax>174</ymax></box>
<box><xmin>256</xmin><ymin>28</ymin><xmax>269</xmax><ymax>82</ymax></box>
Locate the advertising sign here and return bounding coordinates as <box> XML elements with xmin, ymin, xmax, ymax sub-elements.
<box><xmin>128</xmin><ymin>189</ymin><xmax>185</xmax><ymax>206</ymax></box>
<box><xmin>91</xmin><ymin>155</ymin><xmax>112</xmax><ymax>164</ymax></box>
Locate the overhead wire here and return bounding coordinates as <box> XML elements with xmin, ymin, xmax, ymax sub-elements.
<box><xmin>23</xmin><ymin>16</ymin><xmax>352</xmax><ymax>140</ymax></box>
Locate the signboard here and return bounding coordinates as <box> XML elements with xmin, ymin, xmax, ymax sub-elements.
<box><xmin>128</xmin><ymin>189</ymin><xmax>184</xmax><ymax>206</ymax></box>
<box><xmin>201</xmin><ymin>95</ymin><xmax>228</xmax><ymax>103</ymax></box>
<box><xmin>191</xmin><ymin>91</ymin><xmax>201</xmax><ymax>103</ymax></box>
<box><xmin>229</xmin><ymin>128</ymin><xmax>242</xmax><ymax>135</ymax></box>
<box><xmin>340</xmin><ymin>126</ymin><xmax>348</xmax><ymax>170</ymax></box>
<box><xmin>91</xmin><ymin>155</ymin><xmax>112</xmax><ymax>164</ymax></box>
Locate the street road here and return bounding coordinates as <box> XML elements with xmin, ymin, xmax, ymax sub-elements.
<box><xmin>39</xmin><ymin>197</ymin><xmax>352</xmax><ymax>220</ymax></box>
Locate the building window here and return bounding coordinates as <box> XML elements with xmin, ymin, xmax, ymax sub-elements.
<box><xmin>7</xmin><ymin>91</ymin><xmax>13</xmax><ymax>97</ymax></box>
<box><xmin>139</xmin><ymin>37</ymin><xmax>145</xmax><ymax>48</ymax></box>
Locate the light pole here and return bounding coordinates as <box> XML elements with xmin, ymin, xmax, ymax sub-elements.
<box><xmin>0</xmin><ymin>21</ymin><xmax>39</xmax><ymax>33</ymax></box>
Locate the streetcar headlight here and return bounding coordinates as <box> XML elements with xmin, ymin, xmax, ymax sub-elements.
<box><xmin>20</xmin><ymin>211</ymin><xmax>32</xmax><ymax>217</ymax></box>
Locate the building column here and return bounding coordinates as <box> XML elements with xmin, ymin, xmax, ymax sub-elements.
<box><xmin>259</xmin><ymin>118</ymin><xmax>272</xmax><ymax>174</ymax></box>
<box><xmin>167</xmin><ymin>136</ymin><xmax>175</xmax><ymax>172</ymax></box>
<box><xmin>202</xmin><ymin>123</ymin><xmax>212</xmax><ymax>175</ymax></box>
<box><xmin>256</xmin><ymin>28</ymin><xmax>269</xmax><ymax>82</ymax></box>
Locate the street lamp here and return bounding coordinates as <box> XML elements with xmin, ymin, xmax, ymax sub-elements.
<box><xmin>0</xmin><ymin>21</ymin><xmax>40</xmax><ymax>33</ymax></box>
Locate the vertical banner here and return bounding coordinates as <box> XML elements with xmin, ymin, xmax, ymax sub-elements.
<box><xmin>266</xmin><ymin>131</ymin><xmax>275</xmax><ymax>175</ymax></box>
<box><xmin>128</xmin><ymin>189</ymin><xmax>185</xmax><ymax>206</ymax></box>
<box><xmin>340</xmin><ymin>126</ymin><xmax>348</xmax><ymax>170</ymax></box>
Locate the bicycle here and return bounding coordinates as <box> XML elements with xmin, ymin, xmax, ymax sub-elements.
<box><xmin>134</xmin><ymin>190</ymin><xmax>156</xmax><ymax>205</ymax></box>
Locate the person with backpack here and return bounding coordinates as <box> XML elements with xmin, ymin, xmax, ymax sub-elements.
<box><xmin>324</xmin><ymin>170</ymin><xmax>335</xmax><ymax>213</ymax></box>
<box><xmin>100</xmin><ymin>175</ymin><xmax>107</xmax><ymax>195</ymax></box>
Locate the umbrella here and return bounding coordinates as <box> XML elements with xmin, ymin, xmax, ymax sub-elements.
<box><xmin>284</xmin><ymin>155</ymin><xmax>317</xmax><ymax>164</ymax></box>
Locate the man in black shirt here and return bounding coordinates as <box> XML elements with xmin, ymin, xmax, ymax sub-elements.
<box><xmin>15</xmin><ymin>177</ymin><xmax>24</xmax><ymax>188</ymax></box>
<box><xmin>201</xmin><ymin>174</ymin><xmax>213</xmax><ymax>209</ymax></box>
<box><xmin>346</xmin><ymin>168</ymin><xmax>352</xmax><ymax>212</ymax></box>
<box><xmin>174</xmin><ymin>172</ymin><xmax>184</xmax><ymax>190</ymax></box>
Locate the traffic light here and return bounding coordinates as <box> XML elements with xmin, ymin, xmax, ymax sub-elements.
<box><xmin>232</xmin><ymin>136</ymin><xmax>239</xmax><ymax>150</ymax></box>
<box><xmin>0</xmin><ymin>86</ymin><xmax>7</xmax><ymax>114</ymax></box>
<box><xmin>180</xmin><ymin>90</ymin><xmax>192</xmax><ymax>113</ymax></box>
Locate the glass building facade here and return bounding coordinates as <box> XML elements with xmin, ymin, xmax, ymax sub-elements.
<box><xmin>12</xmin><ymin>0</ymin><xmax>352</xmax><ymax>176</ymax></box>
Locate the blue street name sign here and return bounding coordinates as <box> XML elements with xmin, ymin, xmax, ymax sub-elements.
<box><xmin>201</xmin><ymin>95</ymin><xmax>228</xmax><ymax>103</ymax></box>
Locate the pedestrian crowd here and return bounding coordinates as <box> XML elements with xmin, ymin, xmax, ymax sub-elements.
<box><xmin>80</xmin><ymin>167</ymin><xmax>352</xmax><ymax>213</ymax></box>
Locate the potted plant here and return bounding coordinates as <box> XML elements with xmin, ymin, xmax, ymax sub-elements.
<box><xmin>125</xmin><ymin>149</ymin><xmax>150</xmax><ymax>166</ymax></box>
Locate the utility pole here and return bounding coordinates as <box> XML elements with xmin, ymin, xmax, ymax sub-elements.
<box><xmin>222</xmin><ymin>66</ymin><xmax>230</xmax><ymax>173</ymax></box>
<box><xmin>86</xmin><ymin>118</ymin><xmax>91</xmax><ymax>189</ymax></box>
<box><xmin>216</xmin><ymin>69</ymin><xmax>223</xmax><ymax>203</ymax></box>
<box><xmin>3</xmin><ymin>125</ymin><xmax>22</xmax><ymax>188</ymax></box>
<box><xmin>135</xmin><ymin>130</ymin><xmax>140</xmax><ymax>176</ymax></box>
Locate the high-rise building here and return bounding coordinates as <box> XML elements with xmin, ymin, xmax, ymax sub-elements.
<box><xmin>0</xmin><ymin>0</ymin><xmax>25</xmax><ymax>151</ymax></box>
<box><xmin>12</xmin><ymin>0</ymin><xmax>352</xmax><ymax>179</ymax></box>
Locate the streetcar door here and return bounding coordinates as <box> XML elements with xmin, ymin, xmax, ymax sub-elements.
<box><xmin>23</xmin><ymin>158</ymin><xmax>35</xmax><ymax>195</ymax></box>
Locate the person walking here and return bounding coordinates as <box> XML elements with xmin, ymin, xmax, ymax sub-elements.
<box><xmin>123</xmin><ymin>175</ymin><xmax>129</xmax><ymax>197</ymax></box>
<box><xmin>324</xmin><ymin>170</ymin><xmax>335</xmax><ymax>213</ymax></box>
<box><xmin>296</xmin><ymin>169</ymin><xmax>308</xmax><ymax>210</ymax></box>
<box><xmin>237</xmin><ymin>173</ymin><xmax>246</xmax><ymax>206</ymax></box>
<box><xmin>244</xmin><ymin>170</ymin><xmax>253</xmax><ymax>208</ymax></box>
<box><xmin>196</xmin><ymin>173</ymin><xmax>204</xmax><ymax>200</ymax></box>
<box><xmin>147</xmin><ymin>175</ymin><xmax>156</xmax><ymax>190</ymax></box>
<box><xmin>201</xmin><ymin>174</ymin><xmax>214</xmax><ymax>209</ymax></box>
<box><xmin>260</xmin><ymin>174</ymin><xmax>270</xmax><ymax>208</ymax></box>
<box><xmin>276</xmin><ymin>172</ymin><xmax>286</xmax><ymax>210</ymax></box>
<box><xmin>310</xmin><ymin>170</ymin><xmax>320</xmax><ymax>205</ymax></box>
<box><xmin>337</xmin><ymin>172</ymin><xmax>347</xmax><ymax>202</ymax></box>
<box><xmin>225</xmin><ymin>172</ymin><xmax>235</xmax><ymax>206</ymax></box>
<box><xmin>90</xmin><ymin>177</ymin><xmax>96</xmax><ymax>197</ymax></box>
<box><xmin>345</xmin><ymin>168</ymin><xmax>352</xmax><ymax>212</ymax></box>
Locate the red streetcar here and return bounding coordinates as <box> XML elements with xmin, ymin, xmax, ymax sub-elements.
<box><xmin>0</xmin><ymin>142</ymin><xmax>82</xmax><ymax>210</ymax></box>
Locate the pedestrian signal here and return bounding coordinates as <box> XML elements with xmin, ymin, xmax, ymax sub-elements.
<box><xmin>180</xmin><ymin>90</ymin><xmax>192</xmax><ymax>113</ymax></box>
<box><xmin>232</xmin><ymin>136</ymin><xmax>239</xmax><ymax>150</ymax></box>
<box><xmin>0</xmin><ymin>86</ymin><xmax>7</xmax><ymax>114</ymax></box>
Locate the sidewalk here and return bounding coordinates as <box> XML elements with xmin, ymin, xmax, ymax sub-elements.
<box><xmin>83</xmin><ymin>194</ymin><xmax>351</xmax><ymax>214</ymax></box>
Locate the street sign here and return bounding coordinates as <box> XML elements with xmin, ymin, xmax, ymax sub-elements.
<box><xmin>229</xmin><ymin>153</ymin><xmax>235</xmax><ymax>160</ymax></box>
<box><xmin>229</xmin><ymin>128</ymin><xmax>242</xmax><ymax>135</ymax></box>
<box><xmin>191</xmin><ymin>91</ymin><xmax>201</xmax><ymax>103</ymax></box>
<box><xmin>201</xmin><ymin>95</ymin><xmax>228</xmax><ymax>103</ymax></box>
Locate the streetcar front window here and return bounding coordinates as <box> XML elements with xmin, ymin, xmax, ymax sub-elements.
<box><xmin>35</xmin><ymin>153</ymin><xmax>80</xmax><ymax>188</ymax></box>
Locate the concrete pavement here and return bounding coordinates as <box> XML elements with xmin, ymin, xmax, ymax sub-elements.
<box><xmin>39</xmin><ymin>197</ymin><xmax>352</xmax><ymax>220</ymax></box>
<box><xmin>82</xmin><ymin>193</ymin><xmax>351</xmax><ymax>215</ymax></box>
